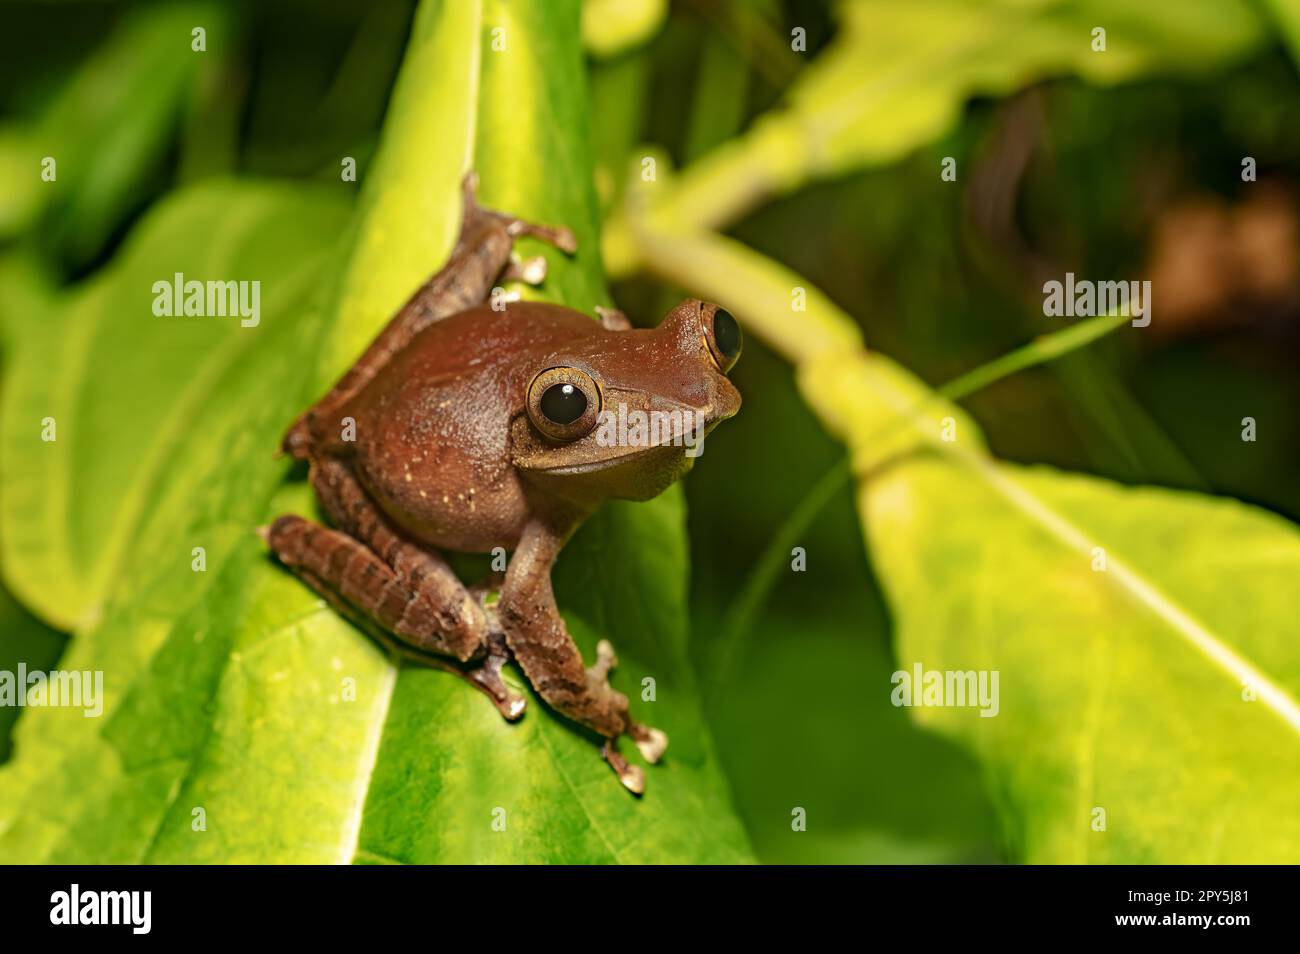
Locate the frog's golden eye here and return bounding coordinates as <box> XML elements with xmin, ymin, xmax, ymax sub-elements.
<box><xmin>702</xmin><ymin>305</ymin><xmax>742</xmax><ymax>373</ymax></box>
<box><xmin>526</xmin><ymin>366</ymin><xmax>602</xmax><ymax>442</ymax></box>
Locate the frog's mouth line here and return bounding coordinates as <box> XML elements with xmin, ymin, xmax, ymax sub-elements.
<box><xmin>514</xmin><ymin>406</ymin><xmax>724</xmax><ymax>473</ymax></box>
<box><xmin>518</xmin><ymin>439</ymin><xmax>698</xmax><ymax>475</ymax></box>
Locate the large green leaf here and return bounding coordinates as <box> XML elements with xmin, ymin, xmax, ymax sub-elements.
<box><xmin>0</xmin><ymin>180</ymin><xmax>344</xmax><ymax>630</ymax></box>
<box><xmin>0</xmin><ymin>0</ymin><xmax>749</xmax><ymax>863</ymax></box>
<box><xmin>0</xmin><ymin>182</ymin><xmax>358</xmax><ymax>861</ymax></box>
<box><xmin>802</xmin><ymin>348</ymin><xmax>1300</xmax><ymax>863</ymax></box>
<box><xmin>344</xmin><ymin>0</ymin><xmax>747</xmax><ymax>864</ymax></box>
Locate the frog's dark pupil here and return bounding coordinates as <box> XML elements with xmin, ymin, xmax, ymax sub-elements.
<box><xmin>540</xmin><ymin>382</ymin><xmax>587</xmax><ymax>425</ymax></box>
<box><xmin>713</xmin><ymin>308</ymin><xmax>741</xmax><ymax>359</ymax></box>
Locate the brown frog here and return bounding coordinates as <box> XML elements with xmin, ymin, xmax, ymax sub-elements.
<box><xmin>265</xmin><ymin>175</ymin><xmax>741</xmax><ymax>793</ymax></box>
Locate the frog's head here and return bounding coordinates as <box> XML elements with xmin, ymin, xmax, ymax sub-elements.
<box><xmin>511</xmin><ymin>299</ymin><xmax>742</xmax><ymax>505</ymax></box>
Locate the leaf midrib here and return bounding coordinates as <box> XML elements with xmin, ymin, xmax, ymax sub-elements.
<box><xmin>853</xmin><ymin>361</ymin><xmax>1300</xmax><ymax>741</ymax></box>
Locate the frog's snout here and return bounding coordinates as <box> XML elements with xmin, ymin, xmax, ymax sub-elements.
<box><xmin>705</xmin><ymin>371</ymin><xmax>742</xmax><ymax>426</ymax></box>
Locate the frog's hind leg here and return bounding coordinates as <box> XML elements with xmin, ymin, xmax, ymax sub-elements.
<box><xmin>308</xmin><ymin>455</ymin><xmax>525</xmax><ymax>718</ymax></box>
<box><xmin>309</xmin><ymin>457</ymin><xmax>487</xmax><ymax>659</ymax></box>
<box><xmin>262</xmin><ymin>511</ymin><xmax>526</xmax><ymax>722</ymax></box>
<box><xmin>283</xmin><ymin>173</ymin><xmax>575</xmax><ymax>459</ymax></box>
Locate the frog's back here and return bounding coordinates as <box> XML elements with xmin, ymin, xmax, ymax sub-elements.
<box><xmin>391</xmin><ymin>302</ymin><xmax>600</xmax><ymax>377</ymax></box>
<box><xmin>338</xmin><ymin>303</ymin><xmax>602</xmax><ymax>551</ymax></box>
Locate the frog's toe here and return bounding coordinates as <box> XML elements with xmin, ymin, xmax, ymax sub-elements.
<box><xmin>503</xmin><ymin>254</ymin><xmax>548</xmax><ymax>285</ymax></box>
<box><xmin>460</xmin><ymin>170</ymin><xmax>576</xmax><ymax>253</ymax></box>
<box><xmin>619</xmin><ymin>764</ymin><xmax>645</xmax><ymax>796</ymax></box>
<box><xmin>480</xmin><ymin>681</ymin><xmax>527</xmax><ymax>722</ymax></box>
<box><xmin>601</xmin><ymin>741</ymin><xmax>645</xmax><ymax>796</ymax></box>
<box><xmin>592</xmin><ymin>638</ymin><xmax>618</xmax><ymax>678</ymax></box>
<box><xmin>596</xmin><ymin>306</ymin><xmax>633</xmax><ymax>331</ymax></box>
<box><xmin>506</xmin><ymin>218</ymin><xmax>577</xmax><ymax>254</ymax></box>
<box><xmin>631</xmin><ymin>723</ymin><xmax>668</xmax><ymax>764</ymax></box>
<box><xmin>465</xmin><ymin>646</ymin><xmax>527</xmax><ymax>722</ymax></box>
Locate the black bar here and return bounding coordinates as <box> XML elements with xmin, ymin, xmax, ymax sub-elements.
<box><xmin>0</xmin><ymin>865</ymin><xmax>1289</xmax><ymax>940</ymax></box>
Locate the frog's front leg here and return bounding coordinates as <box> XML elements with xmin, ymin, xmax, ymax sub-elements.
<box><xmin>498</xmin><ymin>517</ymin><xmax>668</xmax><ymax>794</ymax></box>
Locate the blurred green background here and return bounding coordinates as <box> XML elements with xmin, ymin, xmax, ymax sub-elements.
<box><xmin>2</xmin><ymin>0</ymin><xmax>1299</xmax><ymax>864</ymax></box>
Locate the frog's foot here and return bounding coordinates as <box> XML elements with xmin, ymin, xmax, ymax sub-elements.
<box><xmin>464</xmin><ymin>636</ymin><xmax>528</xmax><ymax>722</ymax></box>
<box><xmin>587</xmin><ymin>639</ymin><xmax>668</xmax><ymax>765</ymax></box>
<box><xmin>462</xmin><ymin>584</ymin><xmax>524</xmax><ymax>720</ymax></box>
<box><xmin>373</xmin><ymin>633</ymin><xmax>525</xmax><ymax>721</ymax></box>
<box><xmin>629</xmin><ymin>721</ymin><xmax>669</xmax><ymax>764</ymax></box>
<box><xmin>387</xmin><ymin>639</ymin><xmax>526</xmax><ymax>722</ymax></box>
<box><xmin>507</xmin><ymin>218</ymin><xmax>577</xmax><ymax>255</ymax></box>
<box><xmin>601</xmin><ymin>739</ymin><xmax>646</xmax><ymax>796</ymax></box>
<box><xmin>462</xmin><ymin>172</ymin><xmax>577</xmax><ymax>254</ymax></box>
<box><xmin>503</xmin><ymin>255</ymin><xmax>548</xmax><ymax>285</ymax></box>
<box><xmin>299</xmin><ymin>573</ymin><xmax>525</xmax><ymax>721</ymax></box>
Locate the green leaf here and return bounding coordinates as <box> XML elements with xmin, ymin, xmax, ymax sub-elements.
<box><xmin>1260</xmin><ymin>0</ymin><xmax>1300</xmax><ymax>66</ymax></box>
<box><xmin>0</xmin><ymin>0</ymin><xmax>750</xmax><ymax>864</ymax></box>
<box><xmin>348</xmin><ymin>0</ymin><xmax>749</xmax><ymax>864</ymax></box>
<box><xmin>0</xmin><ymin>182</ymin><xmax>355</xmax><ymax>861</ymax></box>
<box><xmin>357</xmin><ymin>498</ymin><xmax>749</xmax><ymax>864</ymax></box>
<box><xmin>0</xmin><ymin>180</ymin><xmax>347</xmax><ymax>630</ymax></box>
<box><xmin>0</xmin><ymin>4</ymin><xmax>224</xmax><ymax>258</ymax></box>
<box><xmin>581</xmin><ymin>0</ymin><xmax>668</xmax><ymax>59</ymax></box>
<box><xmin>0</xmin><ymin>585</ymin><xmax>65</xmax><ymax>764</ymax></box>
<box><xmin>801</xmin><ymin>348</ymin><xmax>1300</xmax><ymax>863</ymax></box>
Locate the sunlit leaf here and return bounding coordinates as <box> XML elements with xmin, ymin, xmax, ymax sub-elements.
<box><xmin>0</xmin><ymin>0</ymin><xmax>750</xmax><ymax>864</ymax></box>
<box><xmin>802</xmin><ymin>348</ymin><xmax>1300</xmax><ymax>863</ymax></box>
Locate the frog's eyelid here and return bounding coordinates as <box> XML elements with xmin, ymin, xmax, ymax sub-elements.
<box><xmin>701</xmin><ymin>333</ymin><xmax>723</xmax><ymax>371</ymax></box>
<box><xmin>533</xmin><ymin>359</ymin><xmax>604</xmax><ymax>392</ymax></box>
